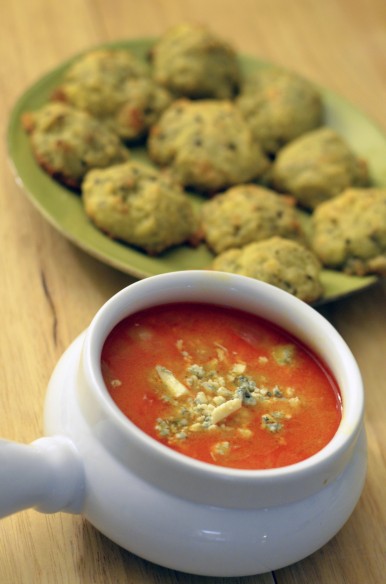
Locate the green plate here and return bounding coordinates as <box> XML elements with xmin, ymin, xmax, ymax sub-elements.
<box><xmin>7</xmin><ymin>38</ymin><xmax>385</xmax><ymax>303</ymax></box>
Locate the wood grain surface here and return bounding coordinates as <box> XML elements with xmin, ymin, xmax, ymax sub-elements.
<box><xmin>1</xmin><ymin>1</ymin><xmax>385</xmax><ymax>582</ymax></box>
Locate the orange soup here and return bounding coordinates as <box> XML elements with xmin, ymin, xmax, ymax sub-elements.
<box><xmin>101</xmin><ymin>303</ymin><xmax>342</xmax><ymax>469</ymax></box>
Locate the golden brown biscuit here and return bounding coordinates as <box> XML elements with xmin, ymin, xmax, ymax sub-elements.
<box><xmin>270</xmin><ymin>127</ymin><xmax>369</xmax><ymax>209</ymax></box>
<box><xmin>150</xmin><ymin>22</ymin><xmax>241</xmax><ymax>99</ymax></box>
<box><xmin>82</xmin><ymin>160</ymin><xmax>200</xmax><ymax>255</ymax></box>
<box><xmin>22</xmin><ymin>102</ymin><xmax>130</xmax><ymax>189</ymax></box>
<box><xmin>211</xmin><ymin>236</ymin><xmax>323</xmax><ymax>303</ymax></box>
<box><xmin>53</xmin><ymin>49</ymin><xmax>149</xmax><ymax>117</ymax></box>
<box><xmin>52</xmin><ymin>49</ymin><xmax>172</xmax><ymax>141</ymax></box>
<box><xmin>112</xmin><ymin>78</ymin><xmax>173</xmax><ymax>141</ymax></box>
<box><xmin>148</xmin><ymin>99</ymin><xmax>269</xmax><ymax>194</ymax></box>
<box><xmin>201</xmin><ymin>184</ymin><xmax>303</xmax><ymax>254</ymax></box>
<box><xmin>237</xmin><ymin>67</ymin><xmax>323</xmax><ymax>155</ymax></box>
<box><xmin>311</xmin><ymin>187</ymin><xmax>386</xmax><ymax>275</ymax></box>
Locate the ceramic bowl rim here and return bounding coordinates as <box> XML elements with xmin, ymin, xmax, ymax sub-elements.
<box><xmin>81</xmin><ymin>271</ymin><xmax>364</xmax><ymax>484</ymax></box>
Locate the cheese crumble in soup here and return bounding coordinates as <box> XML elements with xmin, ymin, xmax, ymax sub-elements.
<box><xmin>101</xmin><ymin>303</ymin><xmax>342</xmax><ymax>469</ymax></box>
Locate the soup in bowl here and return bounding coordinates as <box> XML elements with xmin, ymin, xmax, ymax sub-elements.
<box><xmin>0</xmin><ymin>271</ymin><xmax>366</xmax><ymax>577</ymax></box>
<box><xmin>101</xmin><ymin>301</ymin><xmax>342</xmax><ymax>470</ymax></box>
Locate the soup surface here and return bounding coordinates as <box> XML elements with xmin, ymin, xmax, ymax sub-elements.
<box><xmin>101</xmin><ymin>302</ymin><xmax>342</xmax><ymax>469</ymax></box>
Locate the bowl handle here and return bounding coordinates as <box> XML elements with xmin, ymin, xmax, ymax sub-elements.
<box><xmin>0</xmin><ymin>435</ymin><xmax>85</xmax><ymax>518</ymax></box>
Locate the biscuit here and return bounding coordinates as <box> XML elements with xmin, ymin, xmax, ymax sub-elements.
<box><xmin>52</xmin><ymin>49</ymin><xmax>172</xmax><ymax>141</ymax></box>
<box><xmin>150</xmin><ymin>22</ymin><xmax>241</xmax><ymax>99</ymax></box>
<box><xmin>270</xmin><ymin>127</ymin><xmax>369</xmax><ymax>209</ymax></box>
<box><xmin>22</xmin><ymin>102</ymin><xmax>130</xmax><ymax>189</ymax></box>
<box><xmin>53</xmin><ymin>49</ymin><xmax>149</xmax><ymax>118</ymax></box>
<box><xmin>148</xmin><ymin>99</ymin><xmax>269</xmax><ymax>194</ymax></box>
<box><xmin>82</xmin><ymin>160</ymin><xmax>200</xmax><ymax>255</ymax></box>
<box><xmin>201</xmin><ymin>184</ymin><xmax>303</xmax><ymax>254</ymax></box>
<box><xmin>311</xmin><ymin>187</ymin><xmax>386</xmax><ymax>275</ymax></box>
<box><xmin>211</xmin><ymin>236</ymin><xmax>323</xmax><ymax>303</ymax></box>
<box><xmin>112</xmin><ymin>78</ymin><xmax>173</xmax><ymax>141</ymax></box>
<box><xmin>237</xmin><ymin>67</ymin><xmax>323</xmax><ymax>155</ymax></box>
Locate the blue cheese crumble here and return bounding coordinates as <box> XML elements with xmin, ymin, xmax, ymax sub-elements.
<box><xmin>154</xmin><ymin>340</ymin><xmax>301</xmax><ymax>458</ymax></box>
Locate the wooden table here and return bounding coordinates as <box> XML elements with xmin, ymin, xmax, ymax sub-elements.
<box><xmin>1</xmin><ymin>1</ymin><xmax>385</xmax><ymax>582</ymax></box>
